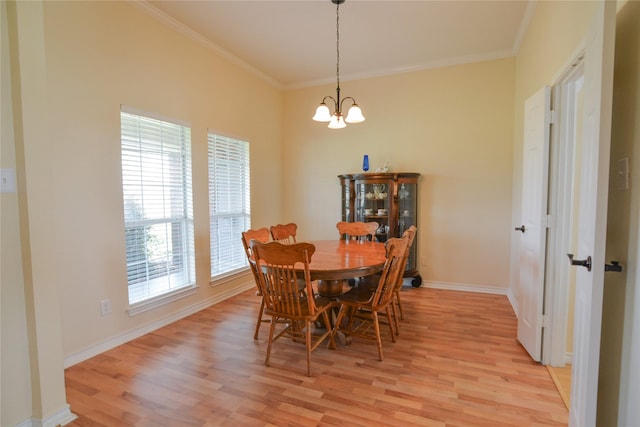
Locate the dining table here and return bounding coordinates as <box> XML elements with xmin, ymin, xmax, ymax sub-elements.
<box><xmin>304</xmin><ymin>239</ymin><xmax>387</xmax><ymax>297</ymax></box>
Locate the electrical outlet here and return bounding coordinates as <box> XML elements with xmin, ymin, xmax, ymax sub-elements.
<box><xmin>100</xmin><ymin>299</ymin><xmax>111</xmax><ymax>316</ymax></box>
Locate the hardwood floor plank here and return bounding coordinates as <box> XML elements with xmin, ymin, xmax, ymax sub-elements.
<box><xmin>65</xmin><ymin>288</ymin><xmax>568</xmax><ymax>426</ymax></box>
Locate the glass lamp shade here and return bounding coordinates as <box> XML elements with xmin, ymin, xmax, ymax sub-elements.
<box><xmin>312</xmin><ymin>103</ymin><xmax>332</xmax><ymax>122</ymax></box>
<box><xmin>345</xmin><ymin>104</ymin><xmax>365</xmax><ymax>123</ymax></box>
<box><xmin>328</xmin><ymin>114</ymin><xmax>346</xmax><ymax>129</ymax></box>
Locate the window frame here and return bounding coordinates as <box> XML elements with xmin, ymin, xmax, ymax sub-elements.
<box><xmin>207</xmin><ymin>132</ymin><xmax>251</xmax><ymax>283</ymax></box>
<box><xmin>120</xmin><ymin>106</ymin><xmax>196</xmax><ymax>314</ymax></box>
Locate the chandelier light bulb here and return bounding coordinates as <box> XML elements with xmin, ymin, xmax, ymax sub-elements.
<box><xmin>328</xmin><ymin>114</ymin><xmax>346</xmax><ymax>129</ymax></box>
<box><xmin>313</xmin><ymin>103</ymin><xmax>332</xmax><ymax>122</ymax></box>
<box><xmin>345</xmin><ymin>104</ymin><xmax>365</xmax><ymax>123</ymax></box>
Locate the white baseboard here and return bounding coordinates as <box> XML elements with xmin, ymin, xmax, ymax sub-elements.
<box><xmin>17</xmin><ymin>404</ymin><xmax>77</xmax><ymax>427</ymax></box>
<box><xmin>506</xmin><ymin>287</ymin><xmax>519</xmax><ymax>317</ymax></box>
<box><xmin>422</xmin><ymin>280</ymin><xmax>509</xmax><ymax>296</ymax></box>
<box><xmin>63</xmin><ymin>281</ymin><xmax>254</xmax><ymax>368</ymax></box>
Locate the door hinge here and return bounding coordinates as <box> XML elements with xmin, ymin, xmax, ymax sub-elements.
<box><xmin>547</xmin><ymin>109</ymin><xmax>558</xmax><ymax>124</ymax></box>
<box><xmin>541</xmin><ymin>314</ymin><xmax>550</xmax><ymax>328</ymax></box>
<box><xmin>545</xmin><ymin>214</ymin><xmax>552</xmax><ymax>228</ymax></box>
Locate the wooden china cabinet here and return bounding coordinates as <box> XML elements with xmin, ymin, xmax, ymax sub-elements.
<box><xmin>338</xmin><ymin>172</ymin><xmax>421</xmax><ymax>287</ymax></box>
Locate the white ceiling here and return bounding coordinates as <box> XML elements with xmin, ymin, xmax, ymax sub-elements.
<box><xmin>142</xmin><ymin>0</ymin><xmax>533</xmax><ymax>89</ymax></box>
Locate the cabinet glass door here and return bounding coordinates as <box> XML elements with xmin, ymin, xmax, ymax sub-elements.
<box><xmin>397</xmin><ymin>181</ymin><xmax>417</xmax><ymax>273</ymax></box>
<box><xmin>341</xmin><ymin>180</ymin><xmax>351</xmax><ymax>221</ymax></box>
<box><xmin>356</xmin><ymin>181</ymin><xmax>390</xmax><ymax>241</ymax></box>
<box><xmin>397</xmin><ymin>182</ymin><xmax>416</xmax><ymax>234</ymax></box>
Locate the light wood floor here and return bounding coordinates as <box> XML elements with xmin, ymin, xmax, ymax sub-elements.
<box><xmin>548</xmin><ymin>365</ymin><xmax>572</xmax><ymax>409</ymax></box>
<box><xmin>65</xmin><ymin>287</ymin><xmax>568</xmax><ymax>426</ymax></box>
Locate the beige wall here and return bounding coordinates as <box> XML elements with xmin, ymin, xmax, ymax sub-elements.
<box><xmin>604</xmin><ymin>1</ymin><xmax>640</xmax><ymax>425</ymax></box>
<box><xmin>1</xmin><ymin>2</ymin><xmax>33</xmax><ymax>425</ymax></box>
<box><xmin>4</xmin><ymin>1</ymin><xmax>71</xmax><ymax>423</ymax></box>
<box><xmin>42</xmin><ymin>0</ymin><xmax>283</xmax><ymax>357</ymax></box>
<box><xmin>283</xmin><ymin>58</ymin><xmax>515</xmax><ymax>290</ymax></box>
<box><xmin>3</xmin><ymin>0</ymin><xmax>284</xmax><ymax>424</ymax></box>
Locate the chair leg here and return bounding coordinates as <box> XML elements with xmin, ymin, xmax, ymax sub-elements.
<box><xmin>254</xmin><ymin>297</ymin><xmax>266</xmax><ymax>340</ymax></box>
<box><xmin>265</xmin><ymin>315</ymin><xmax>277</xmax><ymax>367</ymax></box>
<box><xmin>385</xmin><ymin>307</ymin><xmax>396</xmax><ymax>343</ymax></box>
<box><xmin>305</xmin><ymin>320</ymin><xmax>312</xmax><ymax>377</ymax></box>
<box><xmin>395</xmin><ymin>291</ymin><xmax>404</xmax><ymax>320</ymax></box>
<box><xmin>390</xmin><ymin>301</ymin><xmax>400</xmax><ymax>336</ymax></box>
<box><xmin>372</xmin><ymin>312</ymin><xmax>384</xmax><ymax>361</ymax></box>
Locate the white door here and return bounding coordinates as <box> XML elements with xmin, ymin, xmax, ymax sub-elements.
<box><xmin>517</xmin><ymin>87</ymin><xmax>552</xmax><ymax>362</ymax></box>
<box><xmin>569</xmin><ymin>1</ymin><xmax>615</xmax><ymax>426</ymax></box>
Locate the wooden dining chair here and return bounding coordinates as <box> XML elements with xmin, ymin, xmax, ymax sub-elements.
<box><xmin>390</xmin><ymin>226</ymin><xmax>417</xmax><ymax>332</ymax></box>
<box><xmin>336</xmin><ymin>221</ymin><xmax>380</xmax><ymax>287</ymax></box>
<box><xmin>333</xmin><ymin>234</ymin><xmax>409</xmax><ymax>361</ymax></box>
<box><xmin>357</xmin><ymin>226</ymin><xmax>417</xmax><ymax>335</ymax></box>
<box><xmin>269</xmin><ymin>222</ymin><xmax>298</xmax><ymax>244</ymax></box>
<box><xmin>241</xmin><ymin>227</ymin><xmax>272</xmax><ymax>340</ymax></box>
<box><xmin>250</xmin><ymin>240</ymin><xmax>336</xmax><ymax>376</ymax></box>
<box><xmin>336</xmin><ymin>221</ymin><xmax>379</xmax><ymax>242</ymax></box>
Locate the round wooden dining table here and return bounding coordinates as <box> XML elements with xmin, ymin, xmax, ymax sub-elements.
<box><xmin>305</xmin><ymin>239</ymin><xmax>387</xmax><ymax>297</ymax></box>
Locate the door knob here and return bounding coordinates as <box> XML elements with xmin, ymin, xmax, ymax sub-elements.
<box><xmin>605</xmin><ymin>261</ymin><xmax>623</xmax><ymax>272</ymax></box>
<box><xmin>514</xmin><ymin>225</ymin><xmax>526</xmax><ymax>233</ymax></box>
<box><xmin>567</xmin><ymin>253</ymin><xmax>592</xmax><ymax>272</ymax></box>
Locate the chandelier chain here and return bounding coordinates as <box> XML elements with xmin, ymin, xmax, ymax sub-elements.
<box><xmin>336</xmin><ymin>1</ymin><xmax>340</xmax><ymax>90</ymax></box>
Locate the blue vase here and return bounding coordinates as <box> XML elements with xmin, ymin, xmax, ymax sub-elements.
<box><xmin>362</xmin><ymin>155</ymin><xmax>369</xmax><ymax>172</ymax></box>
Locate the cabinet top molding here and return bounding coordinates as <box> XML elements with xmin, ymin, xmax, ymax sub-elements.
<box><xmin>338</xmin><ymin>172</ymin><xmax>421</xmax><ymax>179</ymax></box>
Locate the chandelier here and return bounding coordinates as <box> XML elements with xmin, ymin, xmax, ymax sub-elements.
<box><xmin>312</xmin><ymin>0</ymin><xmax>365</xmax><ymax>129</ymax></box>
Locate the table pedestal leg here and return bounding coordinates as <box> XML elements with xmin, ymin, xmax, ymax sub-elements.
<box><xmin>315</xmin><ymin>280</ymin><xmax>353</xmax><ymax>345</ymax></box>
<box><xmin>316</xmin><ymin>280</ymin><xmax>344</xmax><ymax>298</ymax></box>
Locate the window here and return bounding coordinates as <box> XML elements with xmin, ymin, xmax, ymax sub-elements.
<box><xmin>120</xmin><ymin>108</ymin><xmax>195</xmax><ymax>307</ymax></box>
<box><xmin>208</xmin><ymin>133</ymin><xmax>251</xmax><ymax>279</ymax></box>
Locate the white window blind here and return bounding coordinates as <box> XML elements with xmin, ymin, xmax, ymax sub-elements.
<box><xmin>208</xmin><ymin>133</ymin><xmax>251</xmax><ymax>279</ymax></box>
<box><xmin>121</xmin><ymin>109</ymin><xmax>195</xmax><ymax>305</ymax></box>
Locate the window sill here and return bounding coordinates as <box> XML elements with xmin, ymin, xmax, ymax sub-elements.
<box><xmin>210</xmin><ymin>267</ymin><xmax>251</xmax><ymax>287</ymax></box>
<box><xmin>128</xmin><ymin>284</ymin><xmax>199</xmax><ymax>316</ymax></box>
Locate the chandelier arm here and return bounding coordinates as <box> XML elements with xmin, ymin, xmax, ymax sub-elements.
<box><xmin>339</xmin><ymin>96</ymin><xmax>358</xmax><ymax>111</ymax></box>
<box><xmin>321</xmin><ymin>95</ymin><xmax>339</xmax><ymax>111</ymax></box>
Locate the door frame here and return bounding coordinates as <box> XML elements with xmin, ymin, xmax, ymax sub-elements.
<box><xmin>543</xmin><ymin>52</ymin><xmax>586</xmax><ymax>366</ymax></box>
